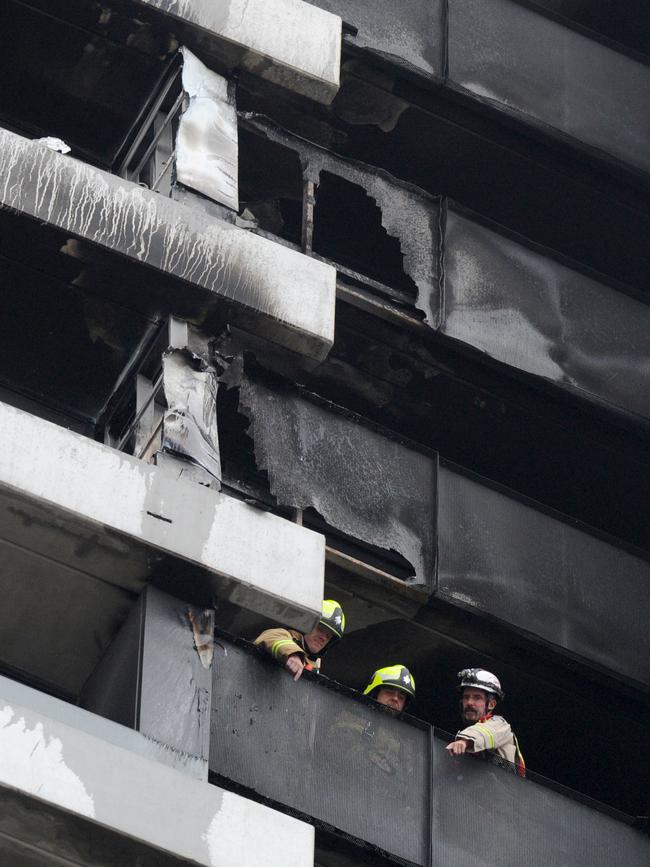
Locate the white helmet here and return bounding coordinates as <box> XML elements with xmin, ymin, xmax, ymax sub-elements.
<box><xmin>457</xmin><ymin>668</ymin><xmax>504</xmax><ymax>701</ymax></box>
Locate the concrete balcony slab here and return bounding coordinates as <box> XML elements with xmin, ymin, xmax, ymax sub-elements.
<box><xmin>0</xmin><ymin>128</ymin><xmax>335</xmax><ymax>361</ymax></box>
<box><xmin>135</xmin><ymin>0</ymin><xmax>341</xmax><ymax>103</ymax></box>
<box><xmin>0</xmin><ymin>401</ymin><xmax>324</xmax><ymax>694</ymax></box>
<box><xmin>0</xmin><ymin>676</ymin><xmax>314</xmax><ymax>867</ymax></box>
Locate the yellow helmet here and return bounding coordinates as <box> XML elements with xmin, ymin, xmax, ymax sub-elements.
<box><xmin>363</xmin><ymin>664</ymin><xmax>416</xmax><ymax>704</ymax></box>
<box><xmin>319</xmin><ymin>599</ymin><xmax>345</xmax><ymax>641</ymax></box>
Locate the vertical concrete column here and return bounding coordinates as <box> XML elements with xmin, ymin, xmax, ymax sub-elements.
<box><xmin>81</xmin><ymin>586</ymin><xmax>214</xmax><ymax>780</ymax></box>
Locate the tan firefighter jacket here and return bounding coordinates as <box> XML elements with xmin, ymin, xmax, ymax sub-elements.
<box><xmin>456</xmin><ymin>713</ymin><xmax>526</xmax><ymax>776</ymax></box>
<box><xmin>253</xmin><ymin>627</ymin><xmax>322</xmax><ymax>671</ymax></box>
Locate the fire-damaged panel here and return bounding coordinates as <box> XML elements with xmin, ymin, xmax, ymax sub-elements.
<box><xmin>161</xmin><ymin>351</ymin><xmax>221</xmax><ymax>484</ymax></box>
<box><xmin>176</xmin><ymin>49</ymin><xmax>238</xmax><ymax>211</ymax></box>
<box><xmin>442</xmin><ymin>209</ymin><xmax>650</xmax><ymax>422</ymax></box>
<box><xmin>210</xmin><ymin>635</ymin><xmax>650</xmax><ymax>867</ymax></box>
<box><xmin>237</xmin><ymin>374</ymin><xmax>436</xmax><ymax>585</ymax></box>
<box><xmin>211</xmin><ymin>637</ymin><xmax>431</xmax><ymax>866</ymax></box>
<box><xmin>0</xmin><ymin>128</ymin><xmax>335</xmax><ymax>360</ymax></box>
<box><xmin>314</xmin><ymin>0</ymin><xmax>444</xmax><ymax>78</ymax></box>
<box><xmin>429</xmin><ymin>734</ymin><xmax>650</xmax><ymax>867</ymax></box>
<box><xmin>448</xmin><ymin>0</ymin><xmax>650</xmax><ymax>174</ymax></box>
<box><xmin>437</xmin><ymin>463</ymin><xmax>650</xmax><ymax>687</ymax></box>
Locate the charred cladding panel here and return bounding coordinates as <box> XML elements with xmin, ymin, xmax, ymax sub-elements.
<box><xmin>314</xmin><ymin>0</ymin><xmax>444</xmax><ymax>77</ymax></box>
<box><xmin>238</xmin><ymin>375</ymin><xmax>437</xmax><ymax>585</ymax></box>
<box><xmin>448</xmin><ymin>0</ymin><xmax>650</xmax><ymax>174</ymax></box>
<box><xmin>437</xmin><ymin>463</ymin><xmax>650</xmax><ymax>686</ymax></box>
<box><xmin>210</xmin><ymin>639</ymin><xmax>431</xmax><ymax>865</ymax></box>
<box><xmin>442</xmin><ymin>209</ymin><xmax>650</xmax><ymax>422</ymax></box>
<box><xmin>430</xmin><ymin>737</ymin><xmax>649</xmax><ymax>867</ymax></box>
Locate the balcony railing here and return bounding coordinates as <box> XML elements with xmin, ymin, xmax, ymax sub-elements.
<box><xmin>210</xmin><ymin>634</ymin><xmax>650</xmax><ymax>866</ymax></box>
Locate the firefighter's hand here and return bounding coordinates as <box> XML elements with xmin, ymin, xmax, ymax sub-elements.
<box><xmin>446</xmin><ymin>739</ymin><xmax>469</xmax><ymax>756</ymax></box>
<box><xmin>285</xmin><ymin>654</ymin><xmax>305</xmax><ymax>681</ymax></box>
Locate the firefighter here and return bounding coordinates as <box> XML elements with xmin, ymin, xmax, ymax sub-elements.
<box><xmin>445</xmin><ymin>668</ymin><xmax>526</xmax><ymax>776</ymax></box>
<box><xmin>324</xmin><ymin>664</ymin><xmax>416</xmax><ymax>778</ymax></box>
<box><xmin>363</xmin><ymin>664</ymin><xmax>416</xmax><ymax>713</ymax></box>
<box><xmin>253</xmin><ymin>599</ymin><xmax>345</xmax><ymax>681</ymax></box>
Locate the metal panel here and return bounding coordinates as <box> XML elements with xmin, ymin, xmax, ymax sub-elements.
<box><xmin>161</xmin><ymin>350</ymin><xmax>221</xmax><ymax>483</ymax></box>
<box><xmin>210</xmin><ymin>639</ymin><xmax>431</xmax><ymax>865</ymax></box>
<box><xmin>437</xmin><ymin>463</ymin><xmax>650</xmax><ymax>685</ymax></box>
<box><xmin>430</xmin><ymin>736</ymin><xmax>650</xmax><ymax>867</ymax></box>
<box><xmin>448</xmin><ymin>0</ymin><xmax>650</xmax><ymax>173</ymax></box>
<box><xmin>209</xmin><ymin>637</ymin><xmax>650</xmax><ymax>867</ymax></box>
<box><xmin>177</xmin><ymin>49</ymin><xmax>238</xmax><ymax>211</ymax></box>
<box><xmin>442</xmin><ymin>209</ymin><xmax>650</xmax><ymax>421</ymax></box>
<box><xmin>139</xmin><ymin>588</ymin><xmax>213</xmax><ymax>773</ymax></box>
<box><xmin>0</xmin><ymin>128</ymin><xmax>336</xmax><ymax>361</ymax></box>
<box><xmin>81</xmin><ymin>587</ymin><xmax>213</xmax><ymax>779</ymax></box>
<box><xmin>313</xmin><ymin>0</ymin><xmax>444</xmax><ymax>78</ymax></box>
<box><xmin>238</xmin><ymin>374</ymin><xmax>437</xmax><ymax>585</ymax></box>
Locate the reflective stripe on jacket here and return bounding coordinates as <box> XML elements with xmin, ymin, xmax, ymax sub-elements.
<box><xmin>456</xmin><ymin>714</ymin><xmax>525</xmax><ymax>776</ymax></box>
<box><xmin>253</xmin><ymin>627</ymin><xmax>321</xmax><ymax>670</ymax></box>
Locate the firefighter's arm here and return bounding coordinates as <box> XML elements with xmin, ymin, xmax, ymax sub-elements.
<box><xmin>253</xmin><ymin>628</ymin><xmax>306</xmax><ymax>680</ymax></box>
<box><xmin>453</xmin><ymin>717</ymin><xmax>513</xmax><ymax>754</ymax></box>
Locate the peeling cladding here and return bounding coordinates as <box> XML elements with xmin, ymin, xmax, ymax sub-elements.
<box><xmin>246</xmin><ymin>118</ymin><xmax>441</xmax><ymax>326</ymax></box>
<box><xmin>177</xmin><ymin>48</ymin><xmax>239</xmax><ymax>211</ymax></box>
<box><xmin>162</xmin><ymin>350</ymin><xmax>222</xmax><ymax>484</ymax></box>
<box><xmin>0</xmin><ymin>129</ymin><xmax>335</xmax><ymax>357</ymax></box>
<box><xmin>188</xmin><ymin>608</ymin><xmax>215</xmax><ymax>669</ymax></box>
<box><xmin>442</xmin><ymin>210</ymin><xmax>650</xmax><ymax>420</ymax></box>
<box><xmin>237</xmin><ymin>374</ymin><xmax>436</xmax><ymax>584</ymax></box>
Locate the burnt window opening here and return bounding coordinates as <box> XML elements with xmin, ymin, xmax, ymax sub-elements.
<box><xmin>312</xmin><ymin>171</ymin><xmax>418</xmax><ymax>298</ymax></box>
<box><xmin>217</xmin><ymin>381</ymin><xmax>279</xmax><ymax>508</ymax></box>
<box><xmin>237</xmin><ymin>126</ymin><xmax>303</xmax><ymax>245</ymax></box>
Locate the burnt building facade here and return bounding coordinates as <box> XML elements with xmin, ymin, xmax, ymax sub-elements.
<box><xmin>0</xmin><ymin>1</ymin><xmax>649</xmax><ymax>865</ymax></box>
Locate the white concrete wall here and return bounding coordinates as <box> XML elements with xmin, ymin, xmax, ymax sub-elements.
<box><xmin>0</xmin><ymin>676</ymin><xmax>315</xmax><ymax>867</ymax></box>
<box><xmin>0</xmin><ymin>401</ymin><xmax>324</xmax><ymax>630</ymax></box>
<box><xmin>137</xmin><ymin>0</ymin><xmax>341</xmax><ymax>103</ymax></box>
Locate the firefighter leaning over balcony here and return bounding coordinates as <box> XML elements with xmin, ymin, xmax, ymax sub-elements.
<box><xmin>445</xmin><ymin>668</ymin><xmax>526</xmax><ymax>777</ymax></box>
<box><xmin>253</xmin><ymin>599</ymin><xmax>345</xmax><ymax>681</ymax></box>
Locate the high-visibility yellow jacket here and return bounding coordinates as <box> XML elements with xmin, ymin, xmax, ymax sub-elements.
<box><xmin>456</xmin><ymin>713</ymin><xmax>525</xmax><ymax>776</ymax></box>
<box><xmin>253</xmin><ymin>627</ymin><xmax>321</xmax><ymax>671</ymax></box>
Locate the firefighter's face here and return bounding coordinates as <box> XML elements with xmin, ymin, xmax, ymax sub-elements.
<box><xmin>461</xmin><ymin>688</ymin><xmax>493</xmax><ymax>722</ymax></box>
<box><xmin>375</xmin><ymin>686</ymin><xmax>407</xmax><ymax>712</ymax></box>
<box><xmin>304</xmin><ymin>624</ymin><xmax>332</xmax><ymax>654</ymax></box>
